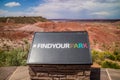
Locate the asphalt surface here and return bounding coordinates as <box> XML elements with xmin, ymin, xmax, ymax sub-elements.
<box><xmin>0</xmin><ymin>66</ymin><xmax>120</xmax><ymax>80</ymax></box>
<box><xmin>9</xmin><ymin>66</ymin><xmax>30</xmax><ymax>80</ymax></box>
<box><xmin>0</xmin><ymin>67</ymin><xmax>16</xmax><ymax>80</ymax></box>
<box><xmin>108</xmin><ymin>69</ymin><xmax>120</xmax><ymax>80</ymax></box>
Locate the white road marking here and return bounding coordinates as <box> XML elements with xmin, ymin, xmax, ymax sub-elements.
<box><xmin>106</xmin><ymin>69</ymin><xmax>112</xmax><ymax>80</ymax></box>
<box><xmin>9</xmin><ymin>67</ymin><xmax>18</xmax><ymax>80</ymax></box>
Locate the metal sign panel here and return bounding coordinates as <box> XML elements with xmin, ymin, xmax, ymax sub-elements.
<box><xmin>27</xmin><ymin>31</ymin><xmax>92</xmax><ymax>64</ymax></box>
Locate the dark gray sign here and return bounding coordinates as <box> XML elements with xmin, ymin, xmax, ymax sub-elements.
<box><xmin>27</xmin><ymin>31</ymin><xmax>92</xmax><ymax>64</ymax></box>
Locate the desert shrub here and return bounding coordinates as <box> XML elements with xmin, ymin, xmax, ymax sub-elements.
<box><xmin>91</xmin><ymin>50</ymin><xmax>99</xmax><ymax>62</ymax></box>
<box><xmin>91</xmin><ymin>50</ymin><xmax>118</xmax><ymax>65</ymax></box>
<box><xmin>0</xmin><ymin>38</ymin><xmax>30</xmax><ymax>67</ymax></box>
<box><xmin>0</xmin><ymin>47</ymin><xmax>28</xmax><ymax>66</ymax></box>
<box><xmin>98</xmin><ymin>52</ymin><xmax>105</xmax><ymax>61</ymax></box>
<box><xmin>6</xmin><ymin>48</ymin><xmax>27</xmax><ymax>66</ymax></box>
<box><xmin>0</xmin><ymin>50</ymin><xmax>7</xmax><ymax>66</ymax></box>
<box><xmin>95</xmin><ymin>59</ymin><xmax>102</xmax><ymax>65</ymax></box>
<box><xmin>102</xmin><ymin>60</ymin><xmax>120</xmax><ymax>69</ymax></box>
<box><xmin>107</xmin><ymin>54</ymin><xmax>116</xmax><ymax>61</ymax></box>
<box><xmin>113</xmin><ymin>49</ymin><xmax>120</xmax><ymax>61</ymax></box>
<box><xmin>91</xmin><ymin>50</ymin><xmax>107</xmax><ymax>63</ymax></box>
<box><xmin>92</xmin><ymin>50</ymin><xmax>102</xmax><ymax>65</ymax></box>
<box><xmin>116</xmin><ymin>54</ymin><xmax>120</xmax><ymax>61</ymax></box>
<box><xmin>113</xmin><ymin>49</ymin><xmax>119</xmax><ymax>55</ymax></box>
<box><xmin>6</xmin><ymin>50</ymin><xmax>18</xmax><ymax>66</ymax></box>
<box><xmin>0</xmin><ymin>16</ymin><xmax>48</xmax><ymax>24</ymax></box>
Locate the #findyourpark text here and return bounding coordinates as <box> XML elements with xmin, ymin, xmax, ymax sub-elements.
<box><xmin>33</xmin><ymin>43</ymin><xmax>88</xmax><ymax>49</ymax></box>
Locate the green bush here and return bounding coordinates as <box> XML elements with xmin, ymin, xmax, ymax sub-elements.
<box><xmin>0</xmin><ymin>50</ymin><xmax>7</xmax><ymax>66</ymax></box>
<box><xmin>0</xmin><ymin>16</ymin><xmax>48</xmax><ymax>24</ymax></box>
<box><xmin>107</xmin><ymin>54</ymin><xmax>116</xmax><ymax>60</ymax></box>
<box><xmin>0</xmin><ymin>48</ymin><xmax>28</xmax><ymax>67</ymax></box>
<box><xmin>91</xmin><ymin>49</ymin><xmax>120</xmax><ymax>69</ymax></box>
<box><xmin>91</xmin><ymin>50</ymin><xmax>99</xmax><ymax>62</ymax></box>
<box><xmin>113</xmin><ymin>49</ymin><xmax>119</xmax><ymax>55</ymax></box>
<box><xmin>113</xmin><ymin>49</ymin><xmax>120</xmax><ymax>61</ymax></box>
<box><xmin>0</xmin><ymin>39</ymin><xmax>30</xmax><ymax>67</ymax></box>
<box><xmin>91</xmin><ymin>50</ymin><xmax>107</xmax><ymax>63</ymax></box>
<box><xmin>116</xmin><ymin>54</ymin><xmax>120</xmax><ymax>61</ymax></box>
<box><xmin>102</xmin><ymin>60</ymin><xmax>120</xmax><ymax>69</ymax></box>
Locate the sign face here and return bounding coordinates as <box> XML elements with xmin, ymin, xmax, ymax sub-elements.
<box><xmin>27</xmin><ymin>31</ymin><xmax>92</xmax><ymax>64</ymax></box>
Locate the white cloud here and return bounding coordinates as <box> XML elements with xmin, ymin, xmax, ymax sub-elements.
<box><xmin>1</xmin><ymin>0</ymin><xmax>120</xmax><ymax>19</ymax></box>
<box><xmin>28</xmin><ymin>0</ymin><xmax>120</xmax><ymax>19</ymax></box>
<box><xmin>91</xmin><ymin>11</ymin><xmax>110</xmax><ymax>16</ymax></box>
<box><xmin>29</xmin><ymin>0</ymin><xmax>89</xmax><ymax>18</ymax></box>
<box><xmin>5</xmin><ymin>2</ymin><xmax>21</xmax><ymax>7</ymax></box>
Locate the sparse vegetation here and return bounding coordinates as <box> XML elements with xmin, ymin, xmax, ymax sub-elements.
<box><xmin>102</xmin><ymin>60</ymin><xmax>120</xmax><ymax>69</ymax></box>
<box><xmin>0</xmin><ymin>16</ymin><xmax>48</xmax><ymax>24</ymax></box>
<box><xmin>92</xmin><ymin>49</ymin><xmax>120</xmax><ymax>69</ymax></box>
<box><xmin>0</xmin><ymin>39</ymin><xmax>29</xmax><ymax>67</ymax></box>
<box><xmin>0</xmin><ymin>48</ymin><xmax>28</xmax><ymax>66</ymax></box>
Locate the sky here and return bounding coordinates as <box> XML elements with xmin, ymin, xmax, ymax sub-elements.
<box><xmin>0</xmin><ymin>0</ymin><xmax>120</xmax><ymax>19</ymax></box>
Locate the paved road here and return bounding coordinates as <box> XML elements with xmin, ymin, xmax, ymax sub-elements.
<box><xmin>91</xmin><ymin>68</ymin><xmax>109</xmax><ymax>80</ymax></box>
<box><xmin>91</xmin><ymin>68</ymin><xmax>120</xmax><ymax>80</ymax></box>
<box><xmin>9</xmin><ymin>66</ymin><xmax>30</xmax><ymax>80</ymax></box>
<box><xmin>0</xmin><ymin>66</ymin><xmax>120</xmax><ymax>80</ymax></box>
<box><xmin>108</xmin><ymin>69</ymin><xmax>120</xmax><ymax>80</ymax></box>
<box><xmin>0</xmin><ymin>67</ymin><xmax>16</xmax><ymax>80</ymax></box>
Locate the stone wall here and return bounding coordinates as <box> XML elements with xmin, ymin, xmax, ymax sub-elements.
<box><xmin>29</xmin><ymin>65</ymin><xmax>91</xmax><ymax>80</ymax></box>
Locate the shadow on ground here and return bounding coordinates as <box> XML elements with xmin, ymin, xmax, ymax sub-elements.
<box><xmin>90</xmin><ymin>68</ymin><xmax>100</xmax><ymax>80</ymax></box>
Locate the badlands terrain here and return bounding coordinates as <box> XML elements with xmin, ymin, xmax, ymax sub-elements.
<box><xmin>0</xmin><ymin>17</ymin><xmax>120</xmax><ymax>67</ymax></box>
<box><xmin>0</xmin><ymin>19</ymin><xmax>120</xmax><ymax>51</ymax></box>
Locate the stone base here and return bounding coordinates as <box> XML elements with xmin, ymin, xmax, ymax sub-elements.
<box><xmin>28</xmin><ymin>65</ymin><xmax>91</xmax><ymax>80</ymax></box>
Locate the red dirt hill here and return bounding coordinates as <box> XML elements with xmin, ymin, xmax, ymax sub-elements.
<box><xmin>35</xmin><ymin>22</ymin><xmax>120</xmax><ymax>51</ymax></box>
<box><xmin>0</xmin><ymin>21</ymin><xmax>120</xmax><ymax>51</ymax></box>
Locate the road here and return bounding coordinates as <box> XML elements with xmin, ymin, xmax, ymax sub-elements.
<box><xmin>0</xmin><ymin>66</ymin><xmax>120</xmax><ymax>80</ymax></box>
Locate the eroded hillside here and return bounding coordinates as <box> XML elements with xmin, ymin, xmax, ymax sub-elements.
<box><xmin>0</xmin><ymin>21</ymin><xmax>120</xmax><ymax>51</ymax></box>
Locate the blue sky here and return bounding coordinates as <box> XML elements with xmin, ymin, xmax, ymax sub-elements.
<box><xmin>0</xmin><ymin>0</ymin><xmax>120</xmax><ymax>19</ymax></box>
